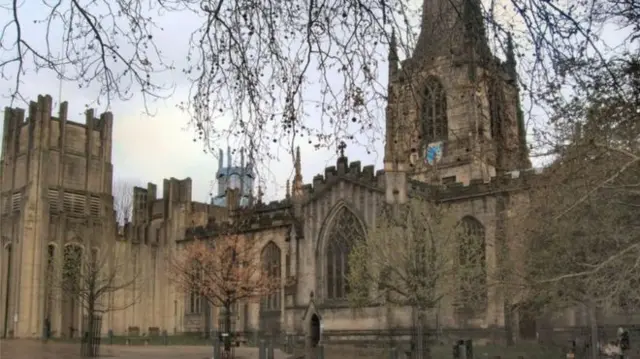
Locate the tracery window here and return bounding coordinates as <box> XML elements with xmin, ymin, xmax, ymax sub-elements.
<box><xmin>188</xmin><ymin>261</ymin><xmax>202</xmax><ymax>314</ymax></box>
<box><xmin>457</xmin><ymin>216</ymin><xmax>487</xmax><ymax>314</ymax></box>
<box><xmin>63</xmin><ymin>244</ymin><xmax>83</xmax><ymax>287</ymax></box>
<box><xmin>189</xmin><ymin>291</ymin><xmax>202</xmax><ymax>314</ymax></box>
<box><xmin>261</xmin><ymin>241</ymin><xmax>281</xmax><ymax>310</ymax></box>
<box><xmin>488</xmin><ymin>80</ymin><xmax>505</xmax><ymax>142</ymax></box>
<box><xmin>422</xmin><ymin>77</ymin><xmax>448</xmax><ymax>143</ymax></box>
<box><xmin>325</xmin><ymin>207</ymin><xmax>365</xmax><ymax>300</ymax></box>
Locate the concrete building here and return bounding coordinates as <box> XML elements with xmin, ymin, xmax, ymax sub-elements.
<box><xmin>1</xmin><ymin>0</ymin><xmax>636</xmax><ymax>342</ymax></box>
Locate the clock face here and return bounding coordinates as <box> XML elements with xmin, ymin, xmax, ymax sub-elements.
<box><xmin>425</xmin><ymin>142</ymin><xmax>443</xmax><ymax>165</ymax></box>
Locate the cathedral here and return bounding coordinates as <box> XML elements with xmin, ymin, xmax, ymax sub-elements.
<box><xmin>1</xmin><ymin>0</ymin><xmax>632</xmax><ymax>342</ymax></box>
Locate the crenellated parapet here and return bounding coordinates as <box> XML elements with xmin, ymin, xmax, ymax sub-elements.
<box><xmin>183</xmin><ymin>201</ymin><xmax>296</xmax><ymax>241</ymax></box>
<box><xmin>297</xmin><ymin>156</ymin><xmax>386</xmax><ymax>201</ymax></box>
<box><xmin>284</xmin><ymin>154</ymin><xmax>544</xmax><ymax>205</ymax></box>
<box><xmin>409</xmin><ymin>167</ymin><xmax>545</xmax><ymax>201</ymax></box>
<box><xmin>131</xmin><ymin>177</ymin><xmax>193</xmax><ymax>224</ymax></box>
<box><xmin>2</xmin><ymin>95</ymin><xmax>113</xmax><ymax>164</ymax></box>
<box><xmin>116</xmin><ymin>177</ymin><xmax>198</xmax><ymax>245</ymax></box>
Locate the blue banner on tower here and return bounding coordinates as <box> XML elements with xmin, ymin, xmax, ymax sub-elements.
<box><xmin>425</xmin><ymin>142</ymin><xmax>443</xmax><ymax>166</ymax></box>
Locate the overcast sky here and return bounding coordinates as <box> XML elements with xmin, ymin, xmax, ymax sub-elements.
<box><xmin>1</xmin><ymin>0</ymin><xmax>389</xmax><ymax>203</ymax></box>
<box><xmin>0</xmin><ymin>1</ymin><xmax>625</xmax><ymax>204</ymax></box>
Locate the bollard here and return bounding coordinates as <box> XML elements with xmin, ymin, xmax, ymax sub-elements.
<box><xmin>259</xmin><ymin>339</ymin><xmax>267</xmax><ymax>359</ymax></box>
<box><xmin>108</xmin><ymin>329</ymin><xmax>114</xmax><ymax>345</ymax></box>
<box><xmin>389</xmin><ymin>347</ymin><xmax>398</xmax><ymax>359</ymax></box>
<box><xmin>317</xmin><ymin>344</ymin><xmax>325</xmax><ymax>359</ymax></box>
<box><xmin>452</xmin><ymin>342</ymin><xmax>461</xmax><ymax>359</ymax></box>
<box><xmin>456</xmin><ymin>339</ymin><xmax>467</xmax><ymax>359</ymax></box>
<box><xmin>288</xmin><ymin>334</ymin><xmax>294</xmax><ymax>354</ymax></box>
<box><xmin>213</xmin><ymin>335</ymin><xmax>222</xmax><ymax>359</ymax></box>
<box><xmin>268</xmin><ymin>338</ymin><xmax>275</xmax><ymax>359</ymax></box>
<box><xmin>464</xmin><ymin>339</ymin><xmax>473</xmax><ymax>359</ymax></box>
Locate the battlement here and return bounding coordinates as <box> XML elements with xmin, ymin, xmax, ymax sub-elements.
<box><xmin>184</xmin><ymin>202</ymin><xmax>295</xmax><ymax>240</ymax></box>
<box><xmin>301</xmin><ymin>156</ymin><xmax>385</xmax><ymax>197</ymax></box>
<box><xmin>296</xmin><ymin>154</ymin><xmax>543</xmax><ymax>201</ymax></box>
<box><xmin>410</xmin><ymin>167</ymin><xmax>545</xmax><ymax>200</ymax></box>
<box><xmin>131</xmin><ymin>177</ymin><xmax>193</xmax><ymax>223</ymax></box>
<box><xmin>2</xmin><ymin>94</ymin><xmax>113</xmax><ymax>162</ymax></box>
<box><xmin>1</xmin><ymin>94</ymin><xmax>115</xmax><ymax>194</ymax></box>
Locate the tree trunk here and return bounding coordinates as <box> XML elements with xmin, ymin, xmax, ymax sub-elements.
<box><xmin>415</xmin><ymin>307</ymin><xmax>432</xmax><ymax>359</ymax></box>
<box><xmin>588</xmin><ymin>301</ymin><xmax>599</xmax><ymax>359</ymax></box>
<box><xmin>204</xmin><ymin>301</ymin><xmax>211</xmax><ymax>338</ymax></box>
<box><xmin>503</xmin><ymin>301</ymin><xmax>514</xmax><ymax>346</ymax></box>
<box><xmin>224</xmin><ymin>304</ymin><xmax>232</xmax><ymax>352</ymax></box>
<box><xmin>84</xmin><ymin>305</ymin><xmax>96</xmax><ymax>357</ymax></box>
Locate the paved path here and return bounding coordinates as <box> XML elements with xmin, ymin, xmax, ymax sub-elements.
<box><xmin>0</xmin><ymin>339</ymin><xmax>288</xmax><ymax>359</ymax></box>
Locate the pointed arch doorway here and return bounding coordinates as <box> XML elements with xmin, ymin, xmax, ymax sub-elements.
<box><xmin>310</xmin><ymin>314</ymin><xmax>321</xmax><ymax>347</ymax></box>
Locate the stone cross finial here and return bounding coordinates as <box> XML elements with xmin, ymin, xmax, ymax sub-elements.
<box><xmin>338</xmin><ymin>141</ymin><xmax>347</xmax><ymax>157</ymax></box>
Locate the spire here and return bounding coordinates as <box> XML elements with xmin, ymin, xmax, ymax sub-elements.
<box><xmin>293</xmin><ymin>146</ymin><xmax>303</xmax><ymax>196</ymax></box>
<box><xmin>218</xmin><ymin>149</ymin><xmax>224</xmax><ymax>170</ymax></box>
<box><xmin>227</xmin><ymin>146</ymin><xmax>232</xmax><ymax>167</ymax></box>
<box><xmin>413</xmin><ymin>0</ymin><xmax>489</xmax><ymax>60</ymax></box>
<box><xmin>257</xmin><ymin>185</ymin><xmax>264</xmax><ymax>203</ymax></box>
<box><xmin>388</xmin><ymin>28</ymin><xmax>398</xmax><ymax>78</ymax></box>
<box><xmin>385</xmin><ymin>29</ymin><xmax>398</xmax><ymax>165</ymax></box>
<box><xmin>294</xmin><ymin>146</ymin><xmax>301</xmax><ymax>179</ymax></box>
<box><xmin>285</xmin><ymin>180</ymin><xmax>291</xmax><ymax>199</ymax></box>
<box><xmin>505</xmin><ymin>32</ymin><xmax>517</xmax><ymax>78</ymax></box>
<box><xmin>389</xmin><ymin>29</ymin><xmax>398</xmax><ymax>61</ymax></box>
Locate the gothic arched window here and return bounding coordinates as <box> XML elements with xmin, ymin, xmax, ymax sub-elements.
<box><xmin>261</xmin><ymin>241</ymin><xmax>281</xmax><ymax>310</ymax></box>
<box><xmin>325</xmin><ymin>207</ymin><xmax>365</xmax><ymax>300</ymax></box>
<box><xmin>457</xmin><ymin>216</ymin><xmax>487</xmax><ymax>314</ymax></box>
<box><xmin>488</xmin><ymin>80</ymin><xmax>505</xmax><ymax>142</ymax></box>
<box><xmin>188</xmin><ymin>260</ymin><xmax>202</xmax><ymax>314</ymax></box>
<box><xmin>422</xmin><ymin>77</ymin><xmax>448</xmax><ymax>143</ymax></box>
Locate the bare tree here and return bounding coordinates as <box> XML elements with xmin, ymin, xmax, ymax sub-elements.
<box><xmin>48</xmin><ymin>226</ymin><xmax>142</xmax><ymax>357</ymax></box>
<box><xmin>513</xmin><ymin>54</ymin><xmax>640</xmax><ymax>359</ymax></box>
<box><xmin>2</xmin><ymin>0</ymin><xmax>637</xmax><ymax>165</ymax></box>
<box><xmin>348</xmin><ymin>198</ymin><xmax>489</xmax><ymax>358</ymax></box>
<box><xmin>112</xmin><ymin>179</ymin><xmax>135</xmax><ymax>225</ymax></box>
<box><xmin>169</xmin><ymin>208</ymin><xmax>279</xmax><ymax>353</ymax></box>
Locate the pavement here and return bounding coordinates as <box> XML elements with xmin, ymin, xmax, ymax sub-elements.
<box><xmin>0</xmin><ymin>339</ymin><xmax>289</xmax><ymax>359</ymax></box>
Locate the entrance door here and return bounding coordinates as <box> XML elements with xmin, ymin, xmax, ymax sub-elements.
<box><xmin>310</xmin><ymin>314</ymin><xmax>320</xmax><ymax>347</ymax></box>
<box><xmin>518</xmin><ymin>304</ymin><xmax>538</xmax><ymax>340</ymax></box>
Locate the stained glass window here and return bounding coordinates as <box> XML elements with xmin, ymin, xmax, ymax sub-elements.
<box><xmin>325</xmin><ymin>207</ymin><xmax>365</xmax><ymax>300</ymax></box>
<box><xmin>457</xmin><ymin>216</ymin><xmax>487</xmax><ymax>313</ymax></box>
<box><xmin>262</xmin><ymin>241</ymin><xmax>281</xmax><ymax>310</ymax></box>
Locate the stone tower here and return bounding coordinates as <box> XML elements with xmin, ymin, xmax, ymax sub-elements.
<box><xmin>0</xmin><ymin>95</ymin><xmax>115</xmax><ymax>338</ymax></box>
<box><xmin>384</xmin><ymin>0</ymin><xmax>530</xmax><ymax>203</ymax></box>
